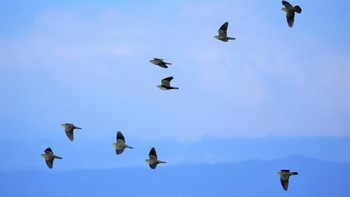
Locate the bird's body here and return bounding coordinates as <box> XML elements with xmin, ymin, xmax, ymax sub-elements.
<box><xmin>276</xmin><ymin>169</ymin><xmax>299</xmax><ymax>191</ymax></box>
<box><xmin>41</xmin><ymin>147</ymin><xmax>62</xmax><ymax>169</ymax></box>
<box><xmin>281</xmin><ymin>1</ymin><xmax>302</xmax><ymax>27</ymax></box>
<box><xmin>61</xmin><ymin>123</ymin><xmax>81</xmax><ymax>141</ymax></box>
<box><xmin>145</xmin><ymin>147</ymin><xmax>166</xmax><ymax>169</ymax></box>
<box><xmin>150</xmin><ymin>58</ymin><xmax>172</xmax><ymax>68</ymax></box>
<box><xmin>112</xmin><ymin>131</ymin><xmax>133</xmax><ymax>155</ymax></box>
<box><xmin>157</xmin><ymin>76</ymin><xmax>179</xmax><ymax>90</ymax></box>
<box><xmin>214</xmin><ymin>22</ymin><xmax>236</xmax><ymax>42</ymax></box>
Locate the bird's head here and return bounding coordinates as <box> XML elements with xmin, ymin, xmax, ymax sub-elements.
<box><xmin>156</xmin><ymin>85</ymin><xmax>163</xmax><ymax>89</ymax></box>
<box><xmin>112</xmin><ymin>143</ymin><xmax>117</xmax><ymax>147</ymax></box>
<box><xmin>281</xmin><ymin>7</ymin><xmax>287</xmax><ymax>12</ymax></box>
<box><xmin>213</xmin><ymin>35</ymin><xmax>219</xmax><ymax>39</ymax></box>
<box><xmin>60</xmin><ymin>124</ymin><xmax>65</xmax><ymax>127</ymax></box>
<box><xmin>145</xmin><ymin>159</ymin><xmax>150</xmax><ymax>163</ymax></box>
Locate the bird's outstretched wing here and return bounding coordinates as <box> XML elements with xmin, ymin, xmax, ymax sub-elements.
<box><xmin>280</xmin><ymin>176</ymin><xmax>290</xmax><ymax>191</ymax></box>
<box><xmin>44</xmin><ymin>148</ymin><xmax>53</xmax><ymax>154</ymax></box>
<box><xmin>149</xmin><ymin>147</ymin><xmax>158</xmax><ymax>159</ymax></box>
<box><xmin>282</xmin><ymin>1</ymin><xmax>292</xmax><ymax>8</ymax></box>
<box><xmin>116</xmin><ymin>148</ymin><xmax>125</xmax><ymax>155</ymax></box>
<box><xmin>161</xmin><ymin>77</ymin><xmax>174</xmax><ymax>87</ymax></box>
<box><xmin>45</xmin><ymin>158</ymin><xmax>54</xmax><ymax>169</ymax></box>
<box><xmin>65</xmin><ymin>127</ymin><xmax>74</xmax><ymax>141</ymax></box>
<box><xmin>117</xmin><ymin>131</ymin><xmax>125</xmax><ymax>143</ymax></box>
<box><xmin>286</xmin><ymin>11</ymin><xmax>295</xmax><ymax>27</ymax></box>
<box><xmin>218</xmin><ymin>22</ymin><xmax>228</xmax><ymax>38</ymax></box>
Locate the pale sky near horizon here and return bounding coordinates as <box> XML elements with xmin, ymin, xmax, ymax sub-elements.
<box><xmin>0</xmin><ymin>0</ymin><xmax>349</xmax><ymax>170</ymax></box>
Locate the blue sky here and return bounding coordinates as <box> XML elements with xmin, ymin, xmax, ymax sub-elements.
<box><xmin>1</xmin><ymin>0</ymin><xmax>349</xmax><ymax>171</ymax></box>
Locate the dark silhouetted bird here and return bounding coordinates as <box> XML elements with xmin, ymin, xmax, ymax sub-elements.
<box><xmin>276</xmin><ymin>169</ymin><xmax>299</xmax><ymax>191</ymax></box>
<box><xmin>145</xmin><ymin>147</ymin><xmax>166</xmax><ymax>169</ymax></box>
<box><xmin>281</xmin><ymin>1</ymin><xmax>302</xmax><ymax>27</ymax></box>
<box><xmin>41</xmin><ymin>147</ymin><xmax>62</xmax><ymax>169</ymax></box>
<box><xmin>150</xmin><ymin>58</ymin><xmax>172</xmax><ymax>68</ymax></box>
<box><xmin>61</xmin><ymin>123</ymin><xmax>81</xmax><ymax>141</ymax></box>
<box><xmin>157</xmin><ymin>76</ymin><xmax>179</xmax><ymax>90</ymax></box>
<box><xmin>112</xmin><ymin>131</ymin><xmax>133</xmax><ymax>155</ymax></box>
<box><xmin>214</xmin><ymin>22</ymin><xmax>236</xmax><ymax>42</ymax></box>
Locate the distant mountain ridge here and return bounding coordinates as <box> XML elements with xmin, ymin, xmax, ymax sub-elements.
<box><xmin>1</xmin><ymin>136</ymin><xmax>350</xmax><ymax>172</ymax></box>
<box><xmin>1</xmin><ymin>155</ymin><xmax>349</xmax><ymax>197</ymax></box>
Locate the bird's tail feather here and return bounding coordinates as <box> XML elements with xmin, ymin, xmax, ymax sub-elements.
<box><xmin>54</xmin><ymin>155</ymin><xmax>63</xmax><ymax>159</ymax></box>
<box><xmin>74</xmin><ymin>126</ymin><xmax>81</xmax><ymax>130</ymax></box>
<box><xmin>291</xmin><ymin>172</ymin><xmax>298</xmax><ymax>175</ymax></box>
<box><xmin>158</xmin><ymin>160</ymin><xmax>167</xmax><ymax>164</ymax></box>
<box><xmin>228</xmin><ymin>37</ymin><xmax>236</xmax><ymax>40</ymax></box>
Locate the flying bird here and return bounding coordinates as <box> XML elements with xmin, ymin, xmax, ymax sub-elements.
<box><xmin>281</xmin><ymin>1</ymin><xmax>302</xmax><ymax>27</ymax></box>
<box><xmin>214</xmin><ymin>22</ymin><xmax>236</xmax><ymax>42</ymax></box>
<box><xmin>150</xmin><ymin>58</ymin><xmax>172</xmax><ymax>68</ymax></box>
<box><xmin>276</xmin><ymin>169</ymin><xmax>299</xmax><ymax>191</ymax></box>
<box><xmin>41</xmin><ymin>147</ymin><xmax>63</xmax><ymax>169</ymax></box>
<box><xmin>145</xmin><ymin>147</ymin><xmax>166</xmax><ymax>169</ymax></box>
<box><xmin>157</xmin><ymin>76</ymin><xmax>179</xmax><ymax>90</ymax></box>
<box><xmin>112</xmin><ymin>131</ymin><xmax>133</xmax><ymax>155</ymax></box>
<box><xmin>61</xmin><ymin>123</ymin><xmax>81</xmax><ymax>141</ymax></box>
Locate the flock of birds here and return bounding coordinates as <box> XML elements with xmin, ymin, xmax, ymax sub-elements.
<box><xmin>40</xmin><ymin>1</ymin><xmax>302</xmax><ymax>192</ymax></box>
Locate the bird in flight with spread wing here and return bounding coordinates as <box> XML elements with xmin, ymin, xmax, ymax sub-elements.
<box><xmin>214</xmin><ymin>22</ymin><xmax>236</xmax><ymax>42</ymax></box>
<box><xmin>41</xmin><ymin>147</ymin><xmax>63</xmax><ymax>169</ymax></box>
<box><xmin>157</xmin><ymin>76</ymin><xmax>179</xmax><ymax>90</ymax></box>
<box><xmin>112</xmin><ymin>131</ymin><xmax>133</xmax><ymax>155</ymax></box>
<box><xmin>276</xmin><ymin>169</ymin><xmax>299</xmax><ymax>191</ymax></box>
<box><xmin>150</xmin><ymin>58</ymin><xmax>172</xmax><ymax>69</ymax></box>
<box><xmin>61</xmin><ymin>123</ymin><xmax>81</xmax><ymax>141</ymax></box>
<box><xmin>145</xmin><ymin>147</ymin><xmax>166</xmax><ymax>169</ymax></box>
<box><xmin>281</xmin><ymin>1</ymin><xmax>302</xmax><ymax>27</ymax></box>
